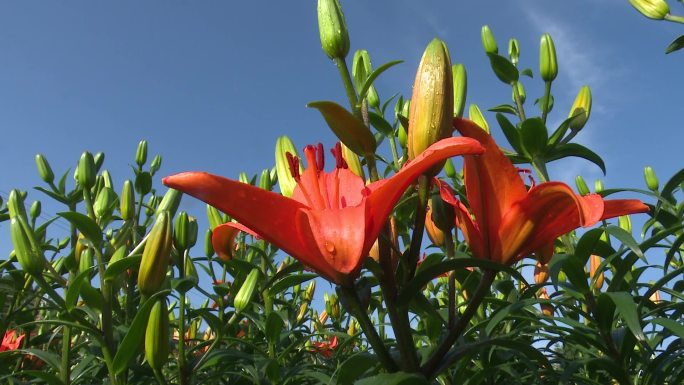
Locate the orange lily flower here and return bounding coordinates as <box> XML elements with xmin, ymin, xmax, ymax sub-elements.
<box><xmin>311</xmin><ymin>335</ymin><xmax>339</xmax><ymax>358</ymax></box>
<box><xmin>164</xmin><ymin>138</ymin><xmax>483</xmax><ymax>285</ymax></box>
<box><xmin>437</xmin><ymin>118</ymin><xmax>649</xmax><ymax>265</ymax></box>
<box><xmin>211</xmin><ymin>222</ymin><xmax>260</xmax><ymax>261</ymax></box>
<box><xmin>1</xmin><ymin>330</ymin><xmax>24</xmax><ymax>352</ymax></box>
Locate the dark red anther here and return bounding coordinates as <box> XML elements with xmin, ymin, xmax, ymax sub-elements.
<box><xmin>330</xmin><ymin>142</ymin><xmax>348</xmax><ymax>169</ymax></box>
<box><xmin>286</xmin><ymin>152</ymin><xmax>301</xmax><ymax>180</ymax></box>
<box><xmin>316</xmin><ymin>143</ymin><xmax>325</xmax><ymax>172</ymax></box>
<box><xmin>516</xmin><ymin>167</ymin><xmax>536</xmax><ymax>187</ymax></box>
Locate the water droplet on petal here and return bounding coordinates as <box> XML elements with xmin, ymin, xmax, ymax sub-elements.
<box><xmin>325</xmin><ymin>241</ymin><xmax>336</xmax><ymax>256</ymax></box>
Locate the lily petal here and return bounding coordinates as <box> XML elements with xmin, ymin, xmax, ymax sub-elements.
<box><xmin>601</xmin><ymin>199</ymin><xmax>650</xmax><ymax>220</ymax></box>
<box><xmin>436</xmin><ymin>179</ymin><xmax>486</xmax><ymax>260</ymax></box>
<box><xmin>212</xmin><ymin>222</ymin><xmax>260</xmax><ymax>261</ymax></box>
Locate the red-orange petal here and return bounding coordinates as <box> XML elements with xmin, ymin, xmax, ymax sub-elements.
<box><xmin>601</xmin><ymin>199</ymin><xmax>650</xmax><ymax>220</ymax></box>
<box><xmin>436</xmin><ymin>179</ymin><xmax>486</xmax><ymax>260</ymax></box>
<box><xmin>211</xmin><ymin>222</ymin><xmax>260</xmax><ymax>261</ymax></box>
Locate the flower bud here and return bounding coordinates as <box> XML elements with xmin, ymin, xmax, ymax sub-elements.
<box><xmin>534</xmin><ymin>260</ymin><xmax>549</xmax><ymax>285</ymax></box>
<box><xmin>325</xmin><ymin>293</ymin><xmax>340</xmax><ymax>320</ymax></box>
<box><xmin>318</xmin><ymin>309</ymin><xmax>329</xmax><ymax>325</ymax></box>
<box><xmin>30</xmin><ymin>201</ymin><xmax>41</xmax><ymax>221</ymax></box>
<box><xmin>347</xmin><ymin>319</ymin><xmax>359</xmax><ymax>336</ymax></box>
<box><xmin>94</xmin><ymin>187</ymin><xmax>116</xmax><ymax>220</ymax></box>
<box><xmin>452</xmin><ymin>64</ymin><xmax>467</xmax><ymax>118</ymax></box>
<box><xmin>317</xmin><ymin>0</ymin><xmax>350</xmax><ymax>60</ymax></box>
<box><xmin>408</xmin><ymin>38</ymin><xmax>454</xmax><ymax>161</ymax></box>
<box><xmin>304</xmin><ymin>280</ymin><xmax>317</xmax><ymax>302</ymax></box>
<box><xmin>353</xmin><ymin>50</ymin><xmax>379</xmax><ymax>109</ymax></box>
<box><xmin>575</xmin><ymin>175</ymin><xmax>590</xmax><ymax>196</ymax></box>
<box><xmin>136</xmin><ymin>140</ymin><xmax>148</xmax><ymax>167</ymax></box>
<box><xmin>538</xmin><ymin>288</ymin><xmax>553</xmax><ymax>316</ymax></box>
<box><xmin>184</xmin><ymin>254</ymin><xmax>198</xmax><ymax>281</ymax></box>
<box><xmin>150</xmin><ymin>155</ymin><xmax>162</xmax><ymax>175</ymax></box>
<box><xmin>481</xmin><ymin>25</ymin><xmax>498</xmax><ymax>54</ymax></box>
<box><xmin>156</xmin><ymin>188</ymin><xmax>182</xmax><ymax>217</ymax></box>
<box><xmin>77</xmin><ymin>152</ymin><xmax>96</xmax><ymax>189</ymax></box>
<box><xmin>629</xmin><ymin>0</ymin><xmax>670</xmax><ymax>20</ymax></box>
<box><xmin>275</xmin><ymin>135</ymin><xmax>301</xmax><ymax>197</ymax></box>
<box><xmin>138</xmin><ymin>211</ymin><xmax>173</xmax><ymax>296</ymax></box>
<box><xmin>468</xmin><ymin>104</ymin><xmax>490</xmax><ymax>134</ymax></box>
<box><xmin>120</xmin><ymin>180</ymin><xmax>135</xmax><ymax>221</ymax></box>
<box><xmin>508</xmin><ymin>38</ymin><xmax>520</xmax><ymax>66</ymax></box>
<box><xmin>644</xmin><ymin>166</ymin><xmax>659</xmax><ymax>191</ymax></box>
<box><xmin>234</xmin><ymin>268</ymin><xmax>260</xmax><ymax>313</ymax></box>
<box><xmin>259</xmin><ymin>169</ymin><xmax>272</xmax><ymax>191</ymax></box>
<box><xmin>204</xmin><ymin>229</ymin><xmax>214</xmax><ymax>258</ymax></box>
<box><xmin>341</xmin><ymin>143</ymin><xmax>365</xmax><ymax>179</ymax></box>
<box><xmin>79</xmin><ymin>248</ymin><xmax>93</xmax><ymax>275</ymax></box>
<box><xmin>296</xmin><ymin>302</ymin><xmax>309</xmax><ymax>323</ymax></box>
<box><xmin>145</xmin><ymin>298</ymin><xmax>170</xmax><ymax>371</ymax></box>
<box><xmin>35</xmin><ymin>154</ymin><xmax>54</xmax><ymax>184</ymax></box>
<box><xmin>589</xmin><ymin>255</ymin><xmax>604</xmax><ymax>290</ymax></box>
<box><xmin>425</xmin><ymin>203</ymin><xmax>445</xmax><ymax>247</ymax></box>
<box><xmin>444</xmin><ymin>159</ymin><xmax>456</xmax><ymax>179</ymax></box>
<box><xmin>618</xmin><ymin>215</ymin><xmax>632</xmax><ymax>233</ymax></box>
<box><xmin>187</xmin><ymin>216</ymin><xmax>198</xmax><ymax>248</ymax></box>
<box><xmin>238</xmin><ymin>172</ymin><xmax>249</xmax><ymax>185</ymax></box>
<box><xmin>8</xmin><ymin>190</ymin><xmax>45</xmax><ymax>275</ymax></box>
<box><xmin>513</xmin><ymin>81</ymin><xmax>526</xmax><ymax>104</ymax></box>
<box><xmin>174</xmin><ymin>211</ymin><xmax>190</xmax><ymax>251</ymax></box>
<box><xmin>539</xmin><ymin>33</ymin><xmax>558</xmax><ymax>82</ymax></box>
<box><xmin>568</xmin><ymin>85</ymin><xmax>592</xmax><ymax>131</ymax></box>
<box><xmin>649</xmin><ymin>290</ymin><xmax>661</xmax><ymax>303</ymax></box>
<box><xmin>207</xmin><ymin>205</ymin><xmax>224</xmax><ymax>230</ymax></box>
<box><xmin>594</xmin><ymin>179</ymin><xmax>604</xmax><ymax>193</ymax></box>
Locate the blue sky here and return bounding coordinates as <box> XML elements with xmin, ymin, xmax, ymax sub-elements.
<box><xmin>1</xmin><ymin>1</ymin><xmax>682</xmax><ymax>262</ymax></box>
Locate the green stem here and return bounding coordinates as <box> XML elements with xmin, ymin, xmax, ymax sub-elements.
<box><xmin>512</xmin><ymin>81</ymin><xmax>527</xmax><ymax>122</ymax></box>
<box><xmin>388</xmin><ymin>134</ymin><xmax>401</xmax><ymax>171</ymax></box>
<box><xmin>333</xmin><ymin>57</ymin><xmax>360</xmax><ymax>116</ymax></box>
<box><xmin>541</xmin><ymin>81</ymin><xmax>552</xmax><ymax>125</ymax></box>
<box><xmin>178</xmin><ymin>250</ymin><xmax>189</xmax><ymax>385</ymax></box>
<box><xmin>405</xmin><ymin>176</ymin><xmax>430</xmax><ymax>283</ymax></box>
<box><xmin>531</xmin><ymin>157</ymin><xmax>550</xmax><ymax>183</ymax></box>
<box><xmin>339</xmin><ymin>286</ymin><xmax>398</xmax><ymax>372</ymax></box>
<box><xmin>421</xmin><ymin>269</ymin><xmax>495</xmax><ymax>378</ymax></box>
<box><xmin>93</xmin><ymin>248</ymin><xmax>116</xmax><ymax>377</ymax></box>
<box><xmin>664</xmin><ymin>13</ymin><xmax>684</xmax><ymax>24</ymax></box>
<box><xmin>444</xmin><ymin>231</ymin><xmax>456</xmax><ymax>328</ymax></box>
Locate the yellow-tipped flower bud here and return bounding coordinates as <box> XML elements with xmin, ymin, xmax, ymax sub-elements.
<box><xmin>8</xmin><ymin>190</ymin><xmax>45</xmax><ymax>275</ymax></box>
<box><xmin>145</xmin><ymin>298</ymin><xmax>170</xmax><ymax>371</ymax></box>
<box><xmin>296</xmin><ymin>302</ymin><xmax>309</xmax><ymax>323</ymax></box>
<box><xmin>408</xmin><ymin>38</ymin><xmax>454</xmax><ymax>161</ymax></box>
<box><xmin>136</xmin><ymin>140</ymin><xmax>148</xmax><ymax>167</ymax></box>
<box><xmin>35</xmin><ymin>154</ymin><xmax>54</xmax><ymax>184</ymax></box>
<box><xmin>468</xmin><ymin>104</ymin><xmax>490</xmax><ymax>133</ymax></box>
<box><xmin>629</xmin><ymin>0</ymin><xmax>670</xmax><ymax>20</ymax></box>
<box><xmin>275</xmin><ymin>135</ymin><xmax>302</xmax><ymax>197</ymax></box>
<box><xmin>589</xmin><ymin>255</ymin><xmax>604</xmax><ymax>290</ymax></box>
<box><xmin>138</xmin><ymin>211</ymin><xmax>173</xmax><ymax>296</ymax></box>
<box><xmin>234</xmin><ymin>269</ymin><xmax>260</xmax><ymax>313</ymax></box>
<box><xmin>347</xmin><ymin>319</ymin><xmax>359</xmax><ymax>336</ymax></box>
<box><xmin>649</xmin><ymin>290</ymin><xmax>661</xmax><ymax>303</ymax></box>
<box><xmin>644</xmin><ymin>166</ymin><xmax>659</xmax><ymax>191</ymax></box>
<box><xmin>594</xmin><ymin>179</ymin><xmax>604</xmax><ymax>193</ymax></box>
<box><xmin>452</xmin><ymin>64</ymin><xmax>467</xmax><ymax>118</ymax></box>
<box><xmin>120</xmin><ymin>180</ymin><xmax>135</xmax><ymax>221</ymax></box>
<box><xmin>539</xmin><ymin>33</ymin><xmax>558</xmax><ymax>82</ymax></box>
<box><xmin>481</xmin><ymin>25</ymin><xmax>498</xmax><ymax>54</ymax></box>
<box><xmin>568</xmin><ymin>85</ymin><xmax>592</xmax><ymax>131</ymax></box>
<box><xmin>77</xmin><ymin>152</ymin><xmax>96</xmax><ymax>189</ymax></box>
<box><xmin>317</xmin><ymin>0</ymin><xmax>350</xmax><ymax>60</ymax></box>
<box><xmin>509</xmin><ymin>38</ymin><xmax>520</xmax><ymax>66</ymax></box>
<box><xmin>341</xmin><ymin>143</ymin><xmax>365</xmax><ymax>179</ymax></box>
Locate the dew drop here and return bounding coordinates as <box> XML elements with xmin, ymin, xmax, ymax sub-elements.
<box><xmin>324</xmin><ymin>241</ymin><xmax>336</xmax><ymax>256</ymax></box>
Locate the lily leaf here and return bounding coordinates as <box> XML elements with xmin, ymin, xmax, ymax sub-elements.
<box><xmin>307</xmin><ymin>101</ymin><xmax>376</xmax><ymax>157</ymax></box>
<box><xmin>546</xmin><ymin>143</ymin><xmax>606</xmax><ymax>175</ymax></box>
<box><xmin>487</xmin><ymin>53</ymin><xmax>518</xmax><ymax>84</ymax></box>
<box><xmin>358</xmin><ymin>60</ymin><xmax>403</xmax><ymax>102</ymax></box>
<box><xmin>57</xmin><ymin>212</ymin><xmax>102</xmax><ymax>247</ymax></box>
<box><xmin>665</xmin><ymin>34</ymin><xmax>684</xmax><ymax>54</ymax></box>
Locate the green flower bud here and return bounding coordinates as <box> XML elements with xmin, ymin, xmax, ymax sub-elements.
<box><xmin>259</xmin><ymin>169</ymin><xmax>272</xmax><ymax>191</ymax></box>
<box><xmin>275</xmin><ymin>135</ymin><xmax>302</xmax><ymax>197</ymax></box>
<box><xmin>305</xmin><ymin>280</ymin><xmax>316</xmax><ymax>302</ymax></box>
<box><xmin>238</xmin><ymin>172</ymin><xmax>249</xmax><ymax>185</ymax></box>
<box><xmin>618</xmin><ymin>215</ymin><xmax>632</xmax><ymax>233</ymax></box>
<box><xmin>79</xmin><ymin>248</ymin><xmax>93</xmax><ymax>275</ymax></box>
<box><xmin>35</xmin><ymin>154</ymin><xmax>54</xmax><ymax>184</ymax></box>
<box><xmin>100</xmin><ymin>170</ymin><xmax>113</xmax><ymax>189</ymax></box>
<box><xmin>234</xmin><ymin>268</ymin><xmax>260</xmax><ymax>313</ymax></box>
<box><xmin>644</xmin><ymin>166</ymin><xmax>659</xmax><ymax>191</ymax></box>
<box><xmin>444</xmin><ymin>159</ymin><xmax>456</xmax><ymax>179</ymax></box>
<box><xmin>134</xmin><ymin>171</ymin><xmax>152</xmax><ymax>195</ymax></box>
<box><xmin>398</xmin><ymin>99</ymin><xmax>410</xmax><ymax>149</ymax></box>
<box><xmin>9</xmin><ymin>190</ymin><xmax>45</xmax><ymax>275</ymax></box>
<box><xmin>94</xmin><ymin>152</ymin><xmax>105</xmax><ymax>172</ymax></box>
<box><xmin>174</xmin><ymin>211</ymin><xmax>190</xmax><ymax>251</ymax></box>
<box><xmin>408</xmin><ymin>38</ymin><xmax>454</xmax><ymax>161</ymax></box>
<box><xmin>30</xmin><ymin>201</ymin><xmax>41</xmax><ymax>221</ymax></box>
<box><xmin>296</xmin><ymin>302</ymin><xmax>309</xmax><ymax>323</ymax></box>
<box><xmin>341</xmin><ymin>143</ymin><xmax>365</xmax><ymax>179</ymax></box>
<box><xmin>204</xmin><ymin>228</ymin><xmax>214</xmax><ymax>258</ymax></box>
<box><xmin>138</xmin><ymin>211</ymin><xmax>173</xmax><ymax>296</ymax></box>
<box><xmin>575</xmin><ymin>175</ymin><xmax>590</xmax><ymax>196</ymax></box>
<box><xmin>156</xmin><ymin>188</ymin><xmax>182</xmax><ymax>217</ymax></box>
<box><xmin>207</xmin><ymin>205</ymin><xmax>223</xmax><ymax>229</ymax></box>
<box><xmin>94</xmin><ymin>187</ymin><xmax>117</xmax><ymax>220</ymax></box>
<box><xmin>568</xmin><ymin>85</ymin><xmax>592</xmax><ymax>131</ymax></box>
<box><xmin>150</xmin><ymin>155</ymin><xmax>162</xmax><ymax>175</ymax></box>
<box><xmin>509</xmin><ymin>38</ymin><xmax>520</xmax><ymax>66</ymax></box>
<box><xmin>468</xmin><ymin>104</ymin><xmax>490</xmax><ymax>133</ymax></box>
<box><xmin>352</xmin><ymin>50</ymin><xmax>380</xmax><ymax>109</ymax></box>
<box><xmin>481</xmin><ymin>25</ymin><xmax>498</xmax><ymax>54</ymax></box>
<box><xmin>539</xmin><ymin>33</ymin><xmax>558</xmax><ymax>82</ymax></box>
<box><xmin>513</xmin><ymin>81</ymin><xmax>526</xmax><ymax>104</ymax></box>
<box><xmin>184</xmin><ymin>254</ymin><xmax>198</xmax><ymax>281</ymax></box>
<box><xmin>145</xmin><ymin>298</ymin><xmax>170</xmax><ymax>371</ymax></box>
<box><xmin>136</xmin><ymin>140</ymin><xmax>148</xmax><ymax>167</ymax></box>
<box><xmin>145</xmin><ymin>195</ymin><xmax>158</xmax><ymax>217</ymax></box>
<box><xmin>120</xmin><ymin>180</ymin><xmax>135</xmax><ymax>221</ymax></box>
<box><xmin>452</xmin><ymin>64</ymin><xmax>467</xmax><ymax>118</ymax></box>
<box><xmin>594</xmin><ymin>179</ymin><xmax>604</xmax><ymax>193</ymax></box>
<box><xmin>317</xmin><ymin>0</ymin><xmax>350</xmax><ymax>60</ymax></box>
<box><xmin>77</xmin><ymin>152</ymin><xmax>96</xmax><ymax>189</ymax></box>
<box><xmin>629</xmin><ymin>0</ymin><xmax>670</xmax><ymax>20</ymax></box>
<box><xmin>187</xmin><ymin>216</ymin><xmax>198</xmax><ymax>248</ymax></box>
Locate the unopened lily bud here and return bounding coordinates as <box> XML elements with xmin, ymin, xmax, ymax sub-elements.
<box><xmin>94</xmin><ymin>187</ymin><xmax>116</xmax><ymax>220</ymax></box>
<box><xmin>138</xmin><ymin>211</ymin><xmax>173</xmax><ymax>296</ymax></box>
<box><xmin>629</xmin><ymin>0</ymin><xmax>670</xmax><ymax>20</ymax></box>
<box><xmin>238</xmin><ymin>172</ymin><xmax>249</xmax><ymax>185</ymax></box>
<box><xmin>649</xmin><ymin>290</ymin><xmax>661</xmax><ymax>303</ymax></box>
<box><xmin>150</xmin><ymin>155</ymin><xmax>162</xmax><ymax>175</ymax></box>
<box><xmin>234</xmin><ymin>268</ymin><xmax>260</xmax><ymax>313</ymax></box>
<box><xmin>174</xmin><ymin>211</ymin><xmax>190</xmax><ymax>251</ymax></box>
<box><xmin>318</xmin><ymin>309</ymin><xmax>329</xmax><ymax>325</ymax></box>
<box><xmin>305</xmin><ymin>280</ymin><xmax>316</xmax><ymax>302</ymax></box>
<box><xmin>8</xmin><ymin>190</ymin><xmax>45</xmax><ymax>275</ymax></box>
<box><xmin>156</xmin><ymin>188</ymin><xmax>182</xmax><ymax>217</ymax></box>
<box><xmin>509</xmin><ymin>38</ymin><xmax>520</xmax><ymax>66</ymax></box>
<box><xmin>207</xmin><ymin>205</ymin><xmax>223</xmax><ymax>230</ymax></box>
<box><xmin>444</xmin><ymin>159</ymin><xmax>456</xmax><ymax>179</ymax></box>
<box><xmin>644</xmin><ymin>166</ymin><xmax>659</xmax><ymax>191</ymax></box>
<box><xmin>575</xmin><ymin>175</ymin><xmax>590</xmax><ymax>196</ymax></box>
<box><xmin>347</xmin><ymin>319</ymin><xmax>359</xmax><ymax>336</ymax></box>
<box><xmin>204</xmin><ymin>229</ymin><xmax>214</xmax><ymax>258</ymax></box>
<box><xmin>145</xmin><ymin>298</ymin><xmax>170</xmax><ymax>371</ymax></box>
<box><xmin>77</xmin><ymin>152</ymin><xmax>96</xmax><ymax>189</ymax></box>
<box><xmin>425</xmin><ymin>203</ymin><xmax>445</xmax><ymax>247</ymax></box>
<box><xmin>275</xmin><ymin>135</ymin><xmax>302</xmax><ymax>197</ymax></box>
<box><xmin>136</xmin><ymin>140</ymin><xmax>148</xmax><ymax>167</ymax></box>
<box><xmin>538</xmin><ymin>288</ymin><xmax>553</xmax><ymax>316</ymax></box>
<box><xmin>120</xmin><ymin>180</ymin><xmax>135</xmax><ymax>221</ymax></box>
<box><xmin>35</xmin><ymin>154</ymin><xmax>54</xmax><ymax>184</ymax></box>
<box><xmin>468</xmin><ymin>104</ymin><xmax>490</xmax><ymax>133</ymax></box>
<box><xmin>187</xmin><ymin>216</ymin><xmax>198</xmax><ymax>248</ymax></box>
<box><xmin>296</xmin><ymin>302</ymin><xmax>309</xmax><ymax>323</ymax></box>
<box><xmin>539</xmin><ymin>33</ymin><xmax>558</xmax><ymax>82</ymax></box>
<box><xmin>567</xmin><ymin>85</ymin><xmax>592</xmax><ymax>131</ymax></box>
<box><xmin>79</xmin><ymin>248</ymin><xmax>93</xmax><ymax>274</ymax></box>
<box><xmin>534</xmin><ymin>260</ymin><xmax>549</xmax><ymax>285</ymax></box>
<box><xmin>353</xmin><ymin>50</ymin><xmax>380</xmax><ymax>109</ymax></box>
<box><xmin>408</xmin><ymin>38</ymin><xmax>454</xmax><ymax>161</ymax></box>
<box><xmin>317</xmin><ymin>0</ymin><xmax>349</xmax><ymax>60</ymax></box>
<box><xmin>341</xmin><ymin>143</ymin><xmax>365</xmax><ymax>179</ymax></box>
<box><xmin>618</xmin><ymin>215</ymin><xmax>632</xmax><ymax>233</ymax></box>
<box><xmin>30</xmin><ymin>201</ymin><xmax>41</xmax><ymax>221</ymax></box>
<box><xmin>594</xmin><ymin>179</ymin><xmax>604</xmax><ymax>193</ymax></box>
<box><xmin>481</xmin><ymin>25</ymin><xmax>498</xmax><ymax>54</ymax></box>
<box><xmin>589</xmin><ymin>255</ymin><xmax>604</xmax><ymax>290</ymax></box>
<box><xmin>259</xmin><ymin>169</ymin><xmax>272</xmax><ymax>191</ymax></box>
<box><xmin>452</xmin><ymin>64</ymin><xmax>467</xmax><ymax>118</ymax></box>
<box><xmin>513</xmin><ymin>81</ymin><xmax>526</xmax><ymax>104</ymax></box>
<box><xmin>94</xmin><ymin>152</ymin><xmax>105</xmax><ymax>172</ymax></box>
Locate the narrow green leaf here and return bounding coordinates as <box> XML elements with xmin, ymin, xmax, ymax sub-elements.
<box><xmin>270</xmin><ymin>273</ymin><xmax>317</xmax><ymax>296</ymax></box>
<box><xmin>651</xmin><ymin>317</ymin><xmax>684</xmax><ymax>340</ymax></box>
<box><xmin>57</xmin><ymin>212</ymin><xmax>102</xmax><ymax>247</ymax></box>
<box><xmin>367</xmin><ymin>110</ymin><xmax>394</xmax><ymax>136</ymax></box>
<box><xmin>335</xmin><ymin>352</ymin><xmax>377</xmax><ymax>385</ymax></box>
<box><xmin>264</xmin><ymin>312</ymin><xmax>284</xmax><ymax>346</ymax></box>
<box><xmin>660</xmin><ymin>167</ymin><xmax>684</xmax><ymax>204</ymax></box>
<box><xmin>520</xmin><ymin>68</ymin><xmax>533</xmax><ymax>78</ymax></box>
<box><xmin>605</xmin><ymin>225</ymin><xmax>645</xmax><ymax>261</ymax></box>
<box><xmin>488</xmin><ymin>104</ymin><xmax>518</xmax><ymax>115</ymax></box>
<box><xmin>358</xmin><ymin>60</ymin><xmax>403</xmax><ymax>101</ymax></box>
<box><xmin>307</xmin><ymin>101</ymin><xmax>376</xmax><ymax>156</ymax></box>
<box><xmin>487</xmin><ymin>53</ymin><xmax>519</xmax><ymax>84</ymax></box>
<box><xmin>355</xmin><ymin>372</ymin><xmax>430</xmax><ymax>385</ymax></box>
<box><xmin>605</xmin><ymin>292</ymin><xmax>647</xmax><ymax>343</ymax></box>
<box><xmin>104</xmin><ymin>255</ymin><xmax>141</xmax><ymax>282</ymax></box>
<box><xmin>519</xmin><ymin>117</ymin><xmax>548</xmax><ymax>158</ymax></box>
<box><xmin>65</xmin><ymin>267</ymin><xmax>95</xmax><ymax>310</ymax></box>
<box><xmin>546</xmin><ymin>143</ymin><xmax>606</xmax><ymax>175</ymax></box>
<box><xmin>495</xmin><ymin>113</ymin><xmax>523</xmax><ymax>155</ymax></box>
<box><xmin>547</xmin><ymin>116</ymin><xmax>575</xmax><ymax>149</ymax></box>
<box><xmin>665</xmin><ymin>35</ymin><xmax>684</xmax><ymax>54</ymax></box>
<box><xmin>18</xmin><ymin>370</ymin><xmax>65</xmax><ymax>385</ymax></box>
